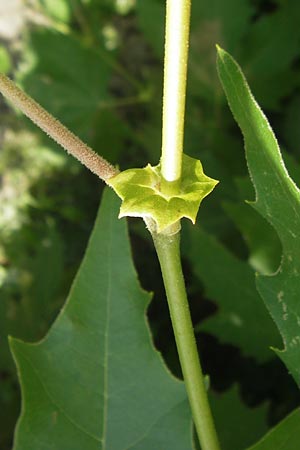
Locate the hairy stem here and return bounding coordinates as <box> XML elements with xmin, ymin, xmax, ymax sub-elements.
<box><xmin>153</xmin><ymin>231</ymin><xmax>221</xmax><ymax>450</ymax></box>
<box><xmin>160</xmin><ymin>0</ymin><xmax>191</xmax><ymax>193</ymax></box>
<box><xmin>0</xmin><ymin>74</ymin><xmax>118</xmax><ymax>182</ymax></box>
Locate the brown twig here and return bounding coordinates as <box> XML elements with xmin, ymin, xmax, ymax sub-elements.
<box><xmin>0</xmin><ymin>74</ymin><xmax>118</xmax><ymax>182</ymax></box>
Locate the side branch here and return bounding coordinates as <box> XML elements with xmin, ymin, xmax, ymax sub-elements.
<box><xmin>0</xmin><ymin>74</ymin><xmax>118</xmax><ymax>182</ymax></box>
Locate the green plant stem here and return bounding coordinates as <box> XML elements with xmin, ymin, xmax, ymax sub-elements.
<box><xmin>161</xmin><ymin>0</ymin><xmax>191</xmax><ymax>194</ymax></box>
<box><xmin>153</xmin><ymin>231</ymin><xmax>221</xmax><ymax>450</ymax></box>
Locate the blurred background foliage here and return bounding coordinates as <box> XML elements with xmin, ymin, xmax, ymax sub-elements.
<box><xmin>1</xmin><ymin>0</ymin><xmax>300</xmax><ymax>448</ymax></box>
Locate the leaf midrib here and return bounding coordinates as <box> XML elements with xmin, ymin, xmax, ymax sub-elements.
<box><xmin>101</xmin><ymin>204</ymin><xmax>114</xmax><ymax>449</ymax></box>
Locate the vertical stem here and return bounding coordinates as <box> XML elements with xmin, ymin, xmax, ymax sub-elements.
<box><xmin>153</xmin><ymin>232</ymin><xmax>221</xmax><ymax>450</ymax></box>
<box><xmin>161</xmin><ymin>0</ymin><xmax>191</xmax><ymax>193</ymax></box>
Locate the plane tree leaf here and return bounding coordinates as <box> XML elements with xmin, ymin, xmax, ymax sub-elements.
<box><xmin>10</xmin><ymin>188</ymin><xmax>194</xmax><ymax>450</ymax></box>
<box><xmin>217</xmin><ymin>47</ymin><xmax>300</xmax><ymax>386</ymax></box>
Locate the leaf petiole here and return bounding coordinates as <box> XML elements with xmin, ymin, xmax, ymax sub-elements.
<box><xmin>153</xmin><ymin>231</ymin><xmax>221</xmax><ymax>450</ymax></box>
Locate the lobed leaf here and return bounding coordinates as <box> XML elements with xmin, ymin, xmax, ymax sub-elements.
<box><xmin>10</xmin><ymin>189</ymin><xmax>194</xmax><ymax>450</ymax></box>
<box><xmin>217</xmin><ymin>47</ymin><xmax>300</xmax><ymax>386</ymax></box>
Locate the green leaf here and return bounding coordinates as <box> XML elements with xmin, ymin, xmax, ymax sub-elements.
<box><xmin>108</xmin><ymin>154</ymin><xmax>218</xmax><ymax>233</ymax></box>
<box><xmin>247</xmin><ymin>409</ymin><xmax>300</xmax><ymax>450</ymax></box>
<box><xmin>210</xmin><ymin>385</ymin><xmax>268</xmax><ymax>450</ymax></box>
<box><xmin>187</xmin><ymin>226</ymin><xmax>281</xmax><ymax>362</ymax></box>
<box><xmin>217</xmin><ymin>47</ymin><xmax>300</xmax><ymax>385</ymax></box>
<box><xmin>10</xmin><ymin>188</ymin><xmax>194</xmax><ymax>450</ymax></box>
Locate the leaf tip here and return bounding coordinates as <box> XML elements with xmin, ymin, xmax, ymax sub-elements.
<box><xmin>216</xmin><ymin>44</ymin><xmax>225</xmax><ymax>58</ymax></box>
<box><xmin>8</xmin><ymin>335</ymin><xmax>16</xmax><ymax>345</ymax></box>
<box><xmin>8</xmin><ymin>335</ymin><xmax>21</xmax><ymax>356</ymax></box>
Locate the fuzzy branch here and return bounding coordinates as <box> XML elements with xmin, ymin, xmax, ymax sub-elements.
<box><xmin>0</xmin><ymin>74</ymin><xmax>118</xmax><ymax>182</ymax></box>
